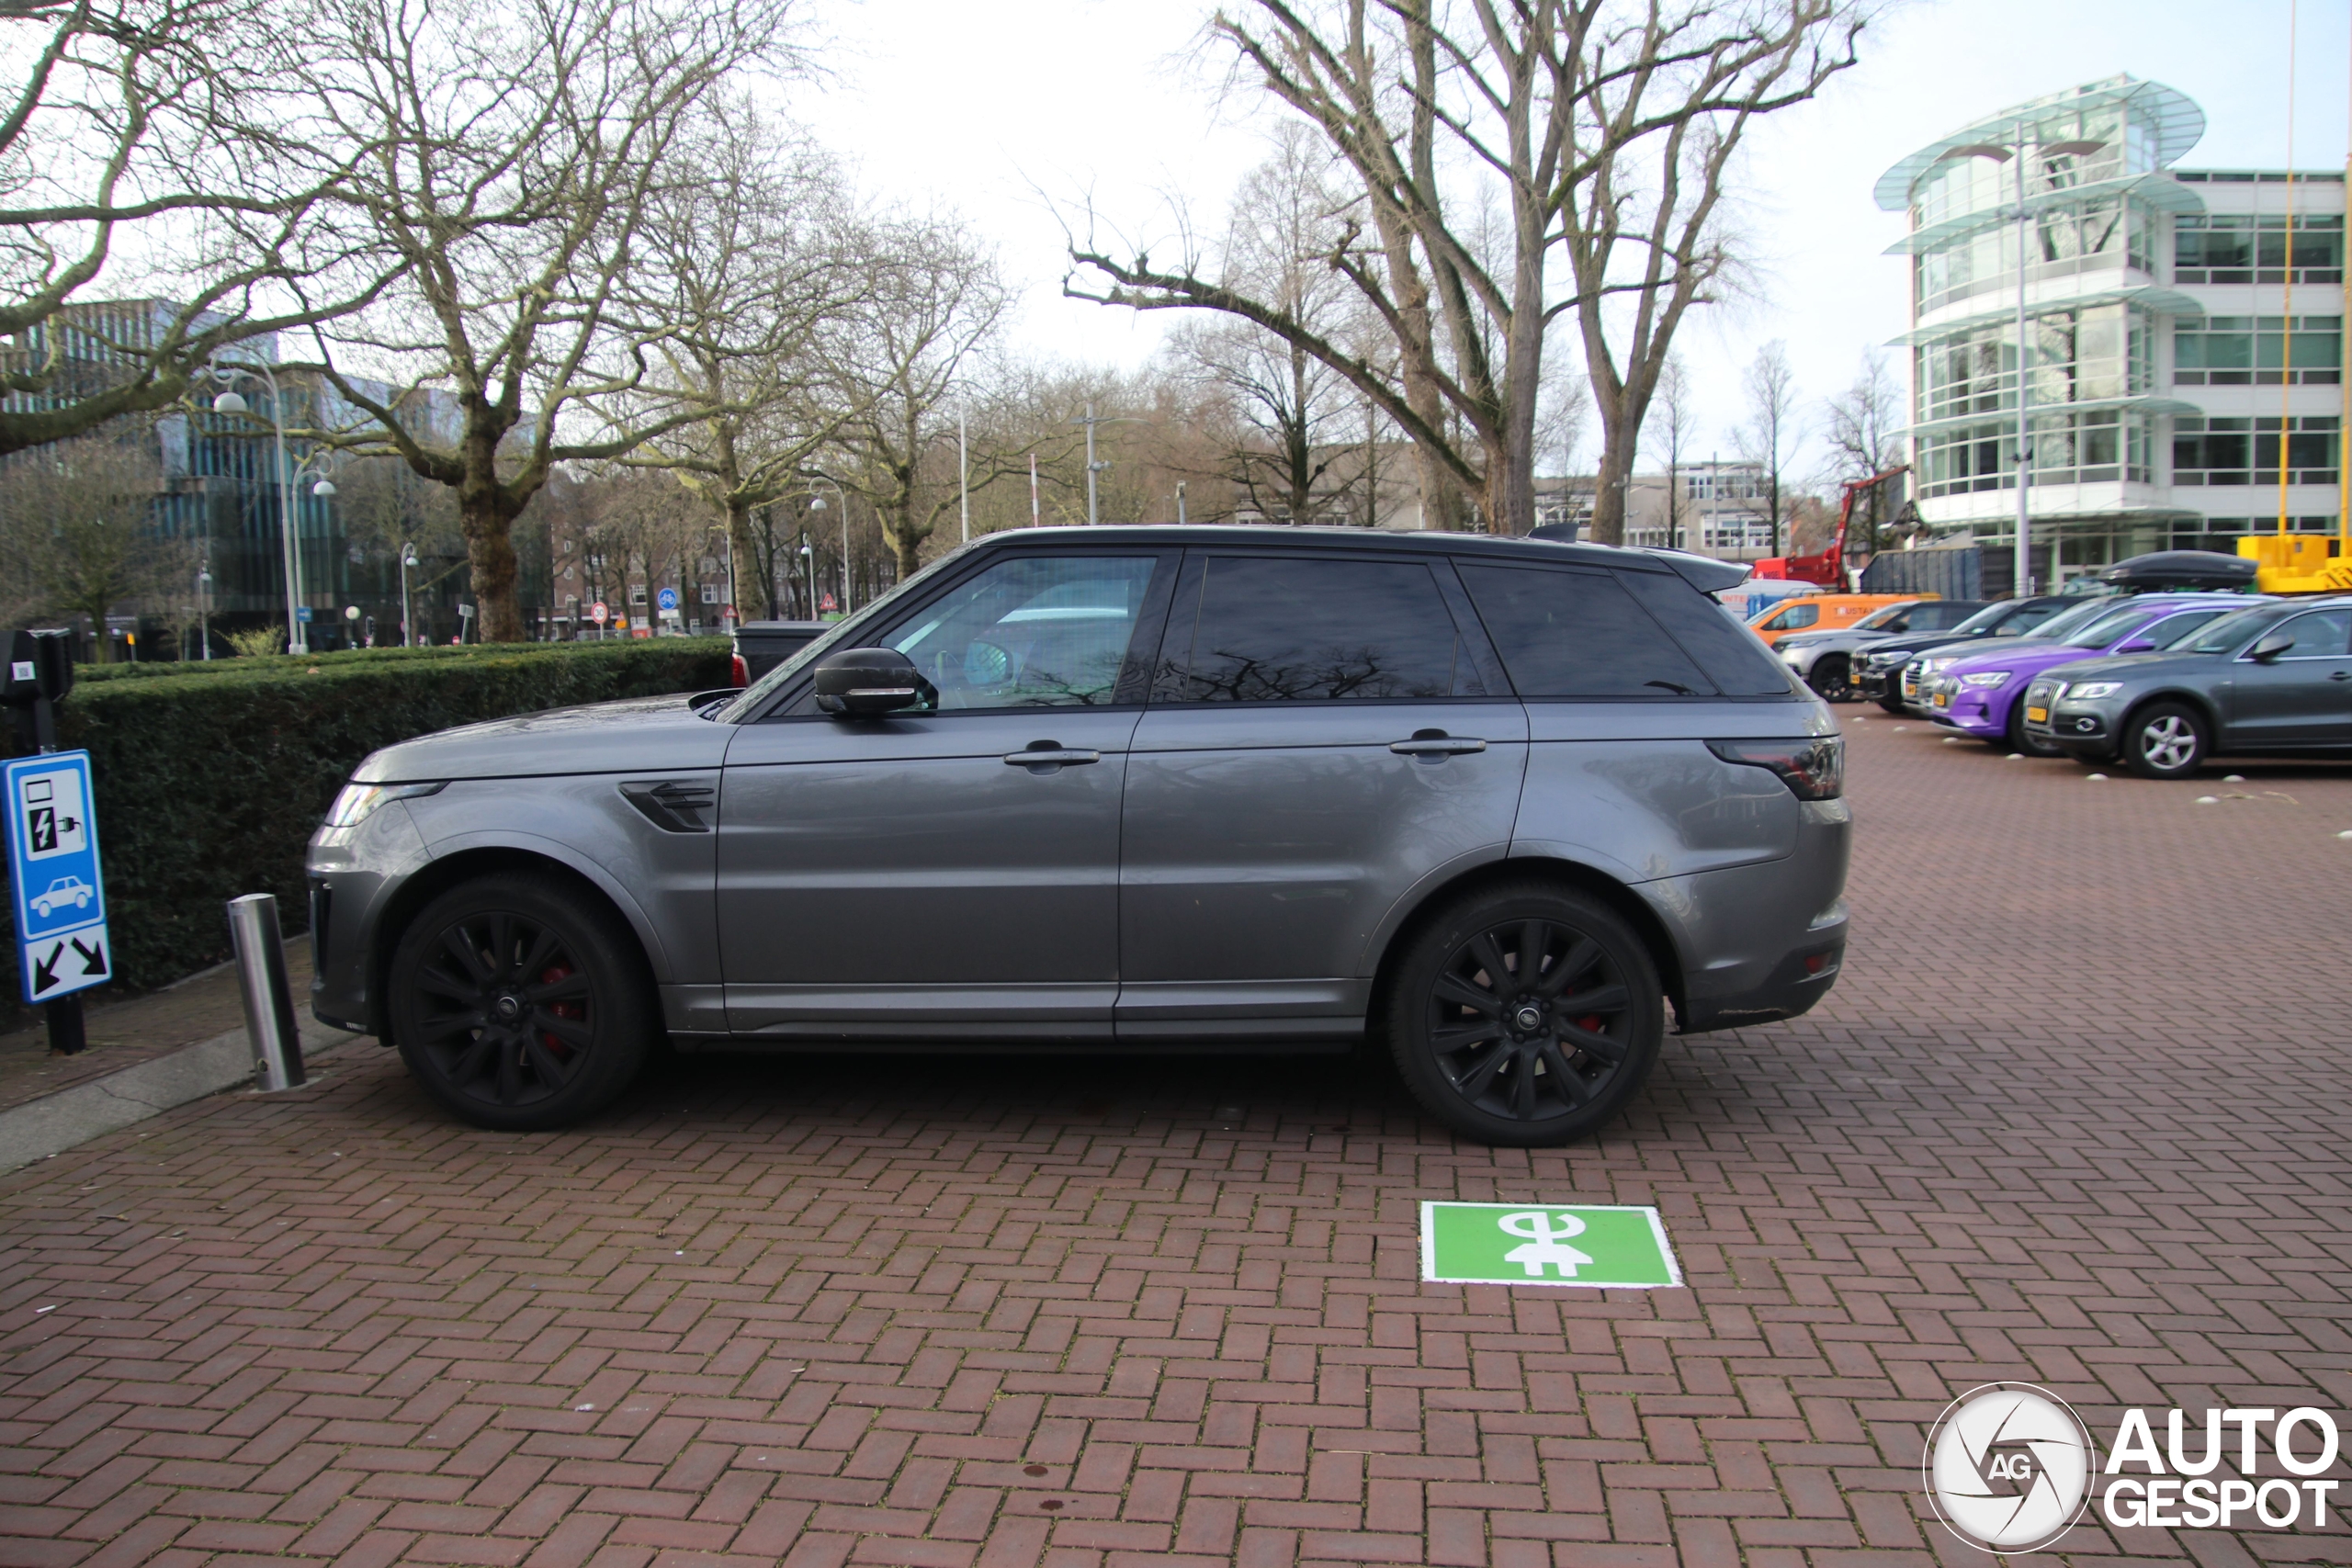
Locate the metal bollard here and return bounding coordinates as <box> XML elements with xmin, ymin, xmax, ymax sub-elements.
<box><xmin>227</xmin><ymin>894</ymin><xmax>306</xmax><ymax>1091</ymax></box>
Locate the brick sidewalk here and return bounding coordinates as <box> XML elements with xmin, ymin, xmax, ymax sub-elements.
<box><xmin>3</xmin><ymin>722</ymin><xmax>2349</xmax><ymax>1568</ymax></box>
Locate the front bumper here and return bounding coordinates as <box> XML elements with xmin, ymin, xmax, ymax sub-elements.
<box><xmin>305</xmin><ymin>803</ymin><xmax>433</xmax><ymax>1037</ymax></box>
<box><xmin>1924</xmin><ymin>678</ymin><xmax>2007</xmax><ymax>739</ymax></box>
<box><xmin>2018</xmin><ymin>678</ymin><xmax>2117</xmax><ymax>756</ymax></box>
<box><xmin>1639</xmin><ymin>796</ymin><xmax>1852</xmax><ymax>1033</ymax></box>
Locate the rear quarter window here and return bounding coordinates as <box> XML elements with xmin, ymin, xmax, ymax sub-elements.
<box><xmin>1617</xmin><ymin>570</ymin><xmax>1802</xmax><ymax>696</ymax></box>
<box><xmin>1457</xmin><ymin>563</ymin><xmax>1718</xmax><ymax>698</ymax></box>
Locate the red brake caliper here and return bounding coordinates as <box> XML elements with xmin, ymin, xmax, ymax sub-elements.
<box><xmin>539</xmin><ymin>964</ymin><xmax>582</xmax><ymax>1058</ymax></box>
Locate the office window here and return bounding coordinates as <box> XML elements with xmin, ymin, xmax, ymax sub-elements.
<box><xmin>2174</xmin><ymin>316</ymin><xmax>2340</xmax><ymax>386</ymax></box>
<box><xmin>2173</xmin><ymin>416</ymin><xmax>2338</xmax><ymax>487</ymax></box>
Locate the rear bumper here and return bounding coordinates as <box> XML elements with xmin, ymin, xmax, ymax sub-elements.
<box><xmin>1638</xmin><ymin>797</ymin><xmax>1852</xmax><ymax>1033</ymax></box>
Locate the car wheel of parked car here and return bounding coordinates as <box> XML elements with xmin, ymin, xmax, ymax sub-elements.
<box><xmin>1386</xmin><ymin>884</ymin><xmax>1663</xmax><ymax>1147</ymax></box>
<box><xmin>389</xmin><ymin>873</ymin><xmax>655</xmax><ymax>1131</ymax></box>
<box><xmin>1809</xmin><ymin>656</ymin><xmax>1853</xmax><ymax>703</ymax></box>
<box><xmin>2120</xmin><ymin>701</ymin><xmax>2208</xmax><ymax>781</ymax></box>
<box><xmin>1874</xmin><ymin>694</ymin><xmax>1905</xmax><ymax>714</ymax></box>
<box><xmin>2005</xmin><ymin>697</ymin><xmax>2063</xmax><ymax>758</ymax></box>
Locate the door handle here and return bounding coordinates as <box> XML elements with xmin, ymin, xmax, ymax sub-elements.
<box><xmin>1390</xmin><ymin>731</ymin><xmax>1487</xmax><ymax>757</ymax></box>
<box><xmin>2331</xmin><ymin>670</ymin><xmax>2352</xmax><ymax>682</ymax></box>
<box><xmin>1003</xmin><ymin>743</ymin><xmax>1101</xmax><ymax>770</ymax></box>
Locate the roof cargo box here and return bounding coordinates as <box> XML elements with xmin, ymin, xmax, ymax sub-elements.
<box><xmin>2099</xmin><ymin>550</ymin><xmax>2258</xmax><ymax>592</ymax></box>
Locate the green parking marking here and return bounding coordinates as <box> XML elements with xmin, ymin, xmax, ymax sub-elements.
<box><xmin>1419</xmin><ymin>1201</ymin><xmax>1682</xmax><ymax>1289</ymax></box>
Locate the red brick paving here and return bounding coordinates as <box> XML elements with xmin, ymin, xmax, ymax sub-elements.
<box><xmin>3</xmin><ymin>719</ymin><xmax>2350</xmax><ymax>1567</ymax></box>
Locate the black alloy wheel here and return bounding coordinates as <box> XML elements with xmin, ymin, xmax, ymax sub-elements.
<box><xmin>389</xmin><ymin>873</ymin><xmax>654</xmax><ymax>1130</ymax></box>
<box><xmin>2120</xmin><ymin>700</ymin><xmax>2208</xmax><ymax>781</ymax></box>
<box><xmin>1809</xmin><ymin>656</ymin><xmax>1854</xmax><ymax>704</ymax></box>
<box><xmin>2005</xmin><ymin>693</ymin><xmax>2064</xmax><ymax>758</ymax></box>
<box><xmin>1386</xmin><ymin>884</ymin><xmax>1663</xmax><ymax>1146</ymax></box>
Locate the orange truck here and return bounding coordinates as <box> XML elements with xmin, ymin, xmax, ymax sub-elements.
<box><xmin>1745</xmin><ymin>593</ymin><xmax>1934</xmax><ymax>649</ymax></box>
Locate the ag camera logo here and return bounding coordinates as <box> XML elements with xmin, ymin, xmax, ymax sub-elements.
<box><xmin>1924</xmin><ymin>1383</ymin><xmax>2095</xmax><ymax>1553</ymax></box>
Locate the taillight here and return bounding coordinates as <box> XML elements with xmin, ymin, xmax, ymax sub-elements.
<box><xmin>729</xmin><ymin>653</ymin><xmax>749</xmax><ymax>687</ymax></box>
<box><xmin>1706</xmin><ymin>736</ymin><xmax>1845</xmax><ymax>800</ymax></box>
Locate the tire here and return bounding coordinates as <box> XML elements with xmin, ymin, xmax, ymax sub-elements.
<box><xmin>387</xmin><ymin>872</ymin><xmax>656</xmax><ymax>1130</ymax></box>
<box><xmin>1385</xmin><ymin>882</ymin><xmax>1664</xmax><ymax>1147</ymax></box>
<box><xmin>2119</xmin><ymin>701</ymin><xmax>2207</xmax><ymax>781</ymax></box>
<box><xmin>1875</xmin><ymin>694</ymin><xmax>1905</xmax><ymax>714</ymax></box>
<box><xmin>1808</xmin><ymin>655</ymin><xmax>1854</xmax><ymax>704</ymax></box>
<box><xmin>2005</xmin><ymin>694</ymin><xmax>2063</xmax><ymax>758</ymax></box>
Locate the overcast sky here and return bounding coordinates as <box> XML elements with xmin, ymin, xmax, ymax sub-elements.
<box><xmin>804</xmin><ymin>0</ymin><xmax>2349</xmax><ymax>483</ymax></box>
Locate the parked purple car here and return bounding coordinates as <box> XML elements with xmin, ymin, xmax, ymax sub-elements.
<box><xmin>1926</xmin><ymin>593</ymin><xmax>2266</xmax><ymax>755</ymax></box>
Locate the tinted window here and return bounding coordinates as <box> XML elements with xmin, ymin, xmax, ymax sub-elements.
<box><xmin>1619</xmin><ymin>570</ymin><xmax>1795</xmax><ymax>695</ymax></box>
<box><xmin>2143</xmin><ymin>610</ymin><xmax>2227</xmax><ymax>649</ymax></box>
<box><xmin>1460</xmin><ymin>565</ymin><xmax>1717</xmax><ymax>698</ymax></box>
<box><xmin>2267</xmin><ymin>608</ymin><xmax>2352</xmax><ymax>657</ymax></box>
<box><xmin>2066</xmin><ymin>606</ymin><xmax>2154</xmax><ymax>648</ymax></box>
<box><xmin>1911</xmin><ymin>602</ymin><xmax>1982</xmax><ymax>630</ymax></box>
<box><xmin>1166</xmin><ymin>556</ymin><xmax>1466</xmax><ymax>702</ymax></box>
<box><xmin>1994</xmin><ymin>601</ymin><xmax>2068</xmax><ymax>637</ymax></box>
<box><xmin>2182</xmin><ymin>606</ymin><xmax>2284</xmax><ymax>653</ymax></box>
<box><xmin>2017</xmin><ymin>600</ymin><xmax>2114</xmax><ymax>642</ymax></box>
<box><xmin>891</xmin><ymin>555</ymin><xmax>1158</xmax><ymax>708</ymax></box>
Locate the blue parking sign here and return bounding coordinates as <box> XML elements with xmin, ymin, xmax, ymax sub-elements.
<box><xmin>6</xmin><ymin>751</ymin><xmax>111</xmax><ymax>1003</ymax></box>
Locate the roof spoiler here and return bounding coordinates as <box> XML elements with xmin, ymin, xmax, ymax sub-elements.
<box><xmin>1639</xmin><ymin>547</ymin><xmax>1753</xmax><ymax>594</ymax></box>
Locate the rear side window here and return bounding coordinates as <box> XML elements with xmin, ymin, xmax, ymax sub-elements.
<box><xmin>1162</xmin><ymin>555</ymin><xmax>1471</xmax><ymax>702</ymax></box>
<box><xmin>1458</xmin><ymin>564</ymin><xmax>1719</xmax><ymax>698</ymax></box>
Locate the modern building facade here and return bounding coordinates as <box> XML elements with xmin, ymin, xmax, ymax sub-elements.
<box><xmin>1878</xmin><ymin>74</ymin><xmax>2345</xmax><ymax>591</ymax></box>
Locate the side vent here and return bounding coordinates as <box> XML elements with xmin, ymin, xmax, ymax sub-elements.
<box><xmin>619</xmin><ymin>780</ymin><xmax>717</xmax><ymax>833</ymax></box>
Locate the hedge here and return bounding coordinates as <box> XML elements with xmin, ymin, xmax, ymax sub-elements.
<box><xmin>3</xmin><ymin>638</ymin><xmax>731</xmax><ymax>1008</ymax></box>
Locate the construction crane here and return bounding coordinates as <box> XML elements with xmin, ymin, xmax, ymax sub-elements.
<box><xmin>1751</xmin><ymin>465</ymin><xmax>1910</xmax><ymax>588</ymax></box>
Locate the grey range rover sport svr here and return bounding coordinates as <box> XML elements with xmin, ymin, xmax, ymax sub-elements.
<box><xmin>307</xmin><ymin>526</ymin><xmax>1852</xmax><ymax>1146</ymax></box>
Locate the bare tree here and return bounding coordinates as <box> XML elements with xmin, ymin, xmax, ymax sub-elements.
<box><xmin>1066</xmin><ymin>0</ymin><xmax>1861</xmax><ymax>540</ymax></box>
<box><xmin>1736</xmin><ymin>339</ymin><xmax>1798</xmax><ymax>554</ymax></box>
<box><xmin>1821</xmin><ymin>344</ymin><xmax>1904</xmax><ymax>555</ymax></box>
<box><xmin>0</xmin><ymin>0</ymin><xmax>390</xmax><ymax>455</ymax></box>
<box><xmin>0</xmin><ymin>429</ymin><xmax>191</xmax><ymax>657</ymax></box>
<box><xmin>285</xmin><ymin>0</ymin><xmax>795</xmax><ymax>642</ymax></box>
<box><xmin>827</xmin><ymin>219</ymin><xmax>1012</xmax><ymax>576</ymax></box>
<box><xmin>620</xmin><ymin>104</ymin><xmax>879</xmax><ymax>616</ymax></box>
<box><xmin>1647</xmin><ymin>352</ymin><xmax>1693</xmax><ymax>550</ymax></box>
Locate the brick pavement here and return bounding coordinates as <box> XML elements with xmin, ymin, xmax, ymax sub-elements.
<box><xmin>2</xmin><ymin>719</ymin><xmax>2349</xmax><ymax>1568</ymax></box>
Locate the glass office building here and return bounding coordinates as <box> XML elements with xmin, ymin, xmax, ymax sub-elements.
<box><xmin>1878</xmin><ymin>75</ymin><xmax>2345</xmax><ymax>588</ymax></box>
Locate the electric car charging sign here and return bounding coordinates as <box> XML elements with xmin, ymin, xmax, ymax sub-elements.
<box><xmin>6</xmin><ymin>751</ymin><xmax>111</xmax><ymax>1003</ymax></box>
<box><xmin>1419</xmin><ymin>1201</ymin><xmax>1681</xmax><ymax>1289</ymax></box>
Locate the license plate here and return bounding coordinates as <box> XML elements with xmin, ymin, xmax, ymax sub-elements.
<box><xmin>2026</xmin><ymin>705</ymin><xmax>2048</xmax><ymax>723</ymax></box>
<box><xmin>1932</xmin><ymin>692</ymin><xmax>1950</xmax><ymax>707</ymax></box>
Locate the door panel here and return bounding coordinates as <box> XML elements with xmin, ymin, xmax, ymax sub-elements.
<box><xmin>2226</xmin><ymin>609</ymin><xmax>2352</xmax><ymax>748</ymax></box>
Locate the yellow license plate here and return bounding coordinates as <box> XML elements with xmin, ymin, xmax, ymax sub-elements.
<box><xmin>2026</xmin><ymin>705</ymin><xmax>2048</xmax><ymax>723</ymax></box>
<box><xmin>1932</xmin><ymin>693</ymin><xmax>1950</xmax><ymax>707</ymax></box>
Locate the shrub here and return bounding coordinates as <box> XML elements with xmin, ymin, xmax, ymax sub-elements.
<box><xmin>3</xmin><ymin>637</ymin><xmax>730</xmax><ymax>1002</ymax></box>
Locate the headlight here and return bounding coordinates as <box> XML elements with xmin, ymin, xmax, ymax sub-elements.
<box><xmin>1924</xmin><ymin>656</ymin><xmax>1962</xmax><ymax>672</ymax></box>
<box><xmin>323</xmin><ymin>780</ymin><xmax>446</xmax><ymax>828</ymax></box>
<box><xmin>2060</xmin><ymin>682</ymin><xmax>2120</xmax><ymax>701</ymax></box>
<box><xmin>1868</xmin><ymin>650</ymin><xmax>1908</xmax><ymax>669</ymax></box>
<box><xmin>1960</xmin><ymin>671</ymin><xmax>2011</xmax><ymax>687</ymax></box>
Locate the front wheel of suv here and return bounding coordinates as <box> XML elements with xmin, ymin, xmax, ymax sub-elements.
<box><xmin>1385</xmin><ymin>884</ymin><xmax>1664</xmax><ymax>1147</ymax></box>
<box><xmin>1809</xmin><ymin>655</ymin><xmax>1854</xmax><ymax>704</ymax></box>
<box><xmin>2005</xmin><ymin>694</ymin><xmax>2064</xmax><ymax>758</ymax></box>
<box><xmin>2120</xmin><ymin>701</ymin><xmax>2208</xmax><ymax>780</ymax></box>
<box><xmin>389</xmin><ymin>872</ymin><xmax>657</xmax><ymax>1130</ymax></box>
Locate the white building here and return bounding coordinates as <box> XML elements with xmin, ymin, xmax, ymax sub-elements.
<box><xmin>1878</xmin><ymin>74</ymin><xmax>2345</xmax><ymax>591</ymax></box>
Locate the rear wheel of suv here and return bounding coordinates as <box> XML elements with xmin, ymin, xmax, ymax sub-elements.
<box><xmin>389</xmin><ymin>872</ymin><xmax>656</xmax><ymax>1130</ymax></box>
<box><xmin>2120</xmin><ymin>701</ymin><xmax>2208</xmax><ymax>780</ymax></box>
<box><xmin>1385</xmin><ymin>884</ymin><xmax>1664</xmax><ymax>1146</ymax></box>
<box><xmin>1808</xmin><ymin>656</ymin><xmax>1854</xmax><ymax>703</ymax></box>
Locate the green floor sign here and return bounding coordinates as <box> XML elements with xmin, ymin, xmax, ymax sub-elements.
<box><xmin>1419</xmin><ymin>1201</ymin><xmax>1682</xmax><ymax>1289</ymax></box>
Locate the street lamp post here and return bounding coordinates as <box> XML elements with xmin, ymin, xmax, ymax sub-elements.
<box><xmin>206</xmin><ymin>362</ymin><xmax>329</xmax><ymax>653</ymax></box>
<box><xmin>797</xmin><ymin>538</ymin><xmax>814</xmax><ymax>619</ymax></box>
<box><xmin>400</xmin><ymin>543</ymin><xmax>419</xmax><ymax>648</ymax></box>
<box><xmin>196</xmin><ymin>560</ymin><xmax>212</xmax><ymax>660</ymax></box>
<box><xmin>1069</xmin><ymin>404</ymin><xmax>1148</xmax><ymax>525</ymax></box>
<box><xmin>806</xmin><ymin>478</ymin><xmax>849</xmax><ymax>614</ymax></box>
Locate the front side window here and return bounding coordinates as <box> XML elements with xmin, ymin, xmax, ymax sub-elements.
<box><xmin>2182</xmin><ymin>607</ymin><xmax>2286</xmax><ymax>654</ymax></box>
<box><xmin>1161</xmin><ymin>556</ymin><xmax>1469</xmax><ymax>702</ymax></box>
<box><xmin>2259</xmin><ymin>609</ymin><xmax>2352</xmax><ymax>659</ymax></box>
<box><xmin>890</xmin><ymin>555</ymin><xmax>1159</xmax><ymax>708</ymax></box>
<box><xmin>1459</xmin><ymin>565</ymin><xmax>1717</xmax><ymax>698</ymax></box>
<box><xmin>1763</xmin><ymin>603</ymin><xmax>1818</xmax><ymax>632</ymax></box>
<box><xmin>2143</xmin><ymin>610</ymin><xmax>2227</xmax><ymax>648</ymax></box>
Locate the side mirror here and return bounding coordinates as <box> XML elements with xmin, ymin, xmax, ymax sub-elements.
<box><xmin>813</xmin><ymin>648</ymin><xmax>935</xmax><ymax>716</ymax></box>
<box><xmin>2114</xmin><ymin>637</ymin><xmax>2156</xmax><ymax>654</ymax></box>
<box><xmin>2249</xmin><ymin>630</ymin><xmax>2297</xmax><ymax>662</ymax></box>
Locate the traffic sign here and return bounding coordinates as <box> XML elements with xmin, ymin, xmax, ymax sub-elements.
<box><xmin>591</xmin><ymin>601</ymin><xmax>609</xmax><ymax>626</ymax></box>
<box><xmin>6</xmin><ymin>751</ymin><xmax>111</xmax><ymax>1005</ymax></box>
<box><xmin>296</xmin><ymin>605</ymin><xmax>314</xmax><ymax>623</ymax></box>
<box><xmin>820</xmin><ymin>592</ymin><xmax>837</xmax><ymax>613</ymax></box>
<box><xmin>657</xmin><ymin>587</ymin><xmax>679</xmax><ymax>612</ymax></box>
<box><xmin>1419</xmin><ymin>1201</ymin><xmax>1680</xmax><ymax>1290</ymax></box>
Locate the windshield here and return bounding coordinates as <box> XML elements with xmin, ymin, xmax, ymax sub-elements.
<box><xmin>2178</xmin><ymin>605</ymin><xmax>2285</xmax><ymax>655</ymax></box>
<box><xmin>717</xmin><ymin>545</ymin><xmax>973</xmax><ymax>718</ymax></box>
<box><xmin>1945</xmin><ymin>603</ymin><xmax>2016</xmax><ymax>636</ymax></box>
<box><xmin>2065</xmin><ymin>606</ymin><xmax>2153</xmax><ymax>648</ymax></box>
<box><xmin>1853</xmin><ymin>603</ymin><xmax>1914</xmax><ymax>631</ymax></box>
<box><xmin>2010</xmin><ymin>599</ymin><xmax>2111</xmax><ymax>642</ymax></box>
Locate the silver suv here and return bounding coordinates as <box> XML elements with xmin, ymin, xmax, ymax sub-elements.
<box><xmin>308</xmin><ymin>527</ymin><xmax>1851</xmax><ymax>1146</ymax></box>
